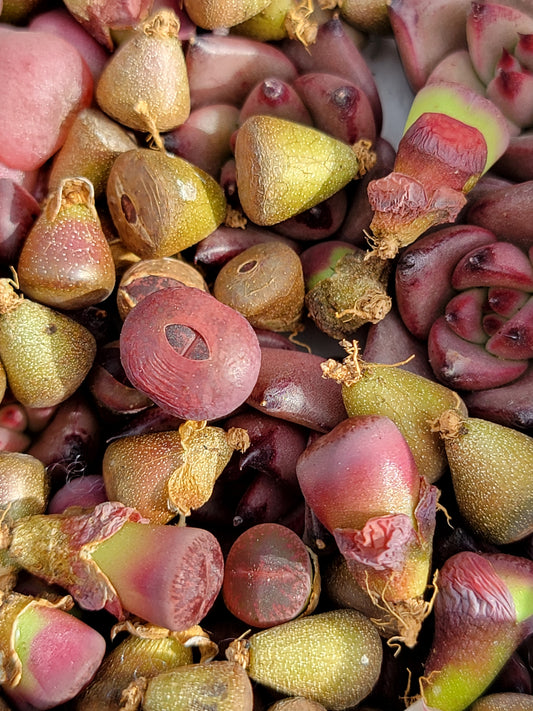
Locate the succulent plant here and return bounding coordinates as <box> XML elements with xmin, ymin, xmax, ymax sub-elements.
<box><xmin>395</xmin><ymin>223</ymin><xmax>533</xmax><ymax>430</ymax></box>
<box><xmin>391</xmin><ymin>0</ymin><xmax>533</xmax><ymax>181</ymax></box>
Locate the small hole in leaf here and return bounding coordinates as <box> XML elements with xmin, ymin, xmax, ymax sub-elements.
<box><xmin>238</xmin><ymin>259</ymin><xmax>258</xmax><ymax>274</ymax></box>
<box><xmin>121</xmin><ymin>194</ymin><xmax>137</xmax><ymax>223</ymax></box>
<box><xmin>165</xmin><ymin>324</ymin><xmax>210</xmax><ymax>360</ymax></box>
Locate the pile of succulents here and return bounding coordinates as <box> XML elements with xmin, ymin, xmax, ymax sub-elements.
<box><xmin>0</xmin><ymin>0</ymin><xmax>532</xmax><ymax>710</ymax></box>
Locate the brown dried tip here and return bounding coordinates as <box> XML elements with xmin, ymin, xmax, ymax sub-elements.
<box><xmin>285</xmin><ymin>0</ymin><xmax>319</xmax><ymax>47</ymax></box>
<box><xmin>320</xmin><ymin>339</ymin><xmax>366</xmax><ymax>386</ymax></box>
<box><xmin>353</xmin><ymin>139</ymin><xmax>377</xmax><ymax>177</ymax></box>
<box><xmin>225</xmin><ymin>205</ymin><xmax>247</xmax><ymax>229</ymax></box>
<box><xmin>0</xmin><ymin>277</ymin><xmax>23</xmax><ymax>317</ymax></box>
<box><xmin>366</xmin><ymin>571</ymin><xmax>439</xmax><ymax>654</ymax></box>
<box><xmin>225</xmin><ymin>636</ymin><xmax>251</xmax><ymax>670</ymax></box>
<box><xmin>120</xmin><ymin>676</ymin><xmax>148</xmax><ymax>711</ymax></box>
<box><xmin>141</xmin><ymin>9</ymin><xmax>180</xmax><ymax>38</ymax></box>
<box><xmin>430</xmin><ymin>406</ymin><xmax>468</xmax><ymax>440</ymax></box>
<box><xmin>335</xmin><ymin>289</ymin><xmax>391</xmax><ymax>325</ymax></box>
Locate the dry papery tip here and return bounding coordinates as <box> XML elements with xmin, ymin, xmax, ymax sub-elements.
<box><xmin>119</xmin><ymin>676</ymin><xmax>148</xmax><ymax>711</ymax></box>
<box><xmin>364</xmin><ymin>228</ymin><xmax>402</xmax><ymax>261</ymax></box>
<box><xmin>366</xmin><ymin>570</ymin><xmax>439</xmax><ymax>656</ymax></box>
<box><xmin>226</xmin><ymin>426</ymin><xmax>250</xmax><ymax>453</ymax></box>
<box><xmin>429</xmin><ymin>402</ymin><xmax>468</xmax><ymax>440</ymax></box>
<box><xmin>321</xmin><ymin>339</ymin><xmax>415</xmax><ymax>386</ymax></box>
<box><xmin>0</xmin><ymin>272</ymin><xmax>23</xmax><ymax>316</ymax></box>
<box><xmin>285</xmin><ymin>0</ymin><xmax>319</xmax><ymax>47</ymax></box>
<box><xmin>353</xmin><ymin>139</ymin><xmax>377</xmax><ymax>177</ymax></box>
<box><xmin>134</xmin><ymin>101</ymin><xmax>165</xmax><ymax>151</ymax></box>
<box><xmin>111</xmin><ymin>619</ymin><xmax>219</xmax><ymax>661</ymax></box>
<box><xmin>142</xmin><ymin>9</ymin><xmax>180</xmax><ymax>39</ymax></box>
<box><xmin>225</xmin><ymin>205</ymin><xmax>247</xmax><ymax>229</ymax></box>
<box><xmin>225</xmin><ymin>631</ymin><xmax>252</xmax><ymax>669</ymax></box>
<box><xmin>335</xmin><ymin>289</ymin><xmax>392</xmax><ymax>324</ymax></box>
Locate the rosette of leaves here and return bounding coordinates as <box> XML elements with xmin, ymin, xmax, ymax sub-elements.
<box><xmin>395</xmin><ymin>222</ymin><xmax>533</xmax><ymax>431</ymax></box>
<box><xmin>390</xmin><ymin>0</ymin><xmax>533</xmax><ymax>180</ymax></box>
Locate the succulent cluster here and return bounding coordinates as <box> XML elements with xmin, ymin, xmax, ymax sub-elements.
<box><xmin>0</xmin><ymin>1</ymin><xmax>532</xmax><ymax>711</ymax></box>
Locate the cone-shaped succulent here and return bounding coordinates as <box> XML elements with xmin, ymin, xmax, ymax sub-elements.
<box><xmin>321</xmin><ymin>339</ymin><xmax>468</xmax><ymax>483</ymax></box>
<box><xmin>296</xmin><ymin>414</ymin><xmax>439</xmax><ymax>648</ymax></box>
<box><xmin>107</xmin><ymin>147</ymin><xmax>227</xmax><ymax>258</ymax></box>
<box><xmin>103</xmin><ymin>420</ymin><xmax>250</xmax><ymax>524</ymax></box>
<box><xmin>226</xmin><ymin>609</ymin><xmax>383</xmax><ymax>710</ymax></box>
<box><xmin>407</xmin><ymin>551</ymin><xmax>533</xmax><ymax>711</ymax></box>
<box><xmin>74</xmin><ymin>620</ymin><xmax>208</xmax><ymax>711</ymax></box>
<box><xmin>6</xmin><ymin>501</ymin><xmax>224</xmax><ymax>631</ymax></box>
<box><xmin>128</xmin><ymin>660</ymin><xmax>254</xmax><ymax>711</ymax></box>
<box><xmin>0</xmin><ymin>591</ymin><xmax>106</xmax><ymax>710</ymax></box>
<box><xmin>17</xmin><ymin>177</ymin><xmax>116</xmax><ymax>310</ymax></box>
<box><xmin>234</xmin><ymin>115</ymin><xmax>376</xmax><ymax>226</ymax></box>
<box><xmin>0</xmin><ymin>452</ymin><xmax>49</xmax><ymax>591</ymax></box>
<box><xmin>96</xmin><ymin>9</ymin><xmax>190</xmax><ymax>133</ymax></box>
<box><xmin>434</xmin><ymin>408</ymin><xmax>533</xmax><ymax>545</ymax></box>
<box><xmin>0</xmin><ymin>278</ymin><xmax>97</xmax><ymax>408</ymax></box>
<box><xmin>366</xmin><ymin>82</ymin><xmax>510</xmax><ymax>259</ymax></box>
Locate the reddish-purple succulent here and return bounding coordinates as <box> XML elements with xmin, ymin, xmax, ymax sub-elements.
<box><xmin>395</xmin><ymin>223</ymin><xmax>533</xmax><ymax>429</ymax></box>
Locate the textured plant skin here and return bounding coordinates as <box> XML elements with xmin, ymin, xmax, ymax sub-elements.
<box><xmin>74</xmin><ymin>622</ymin><xmax>195</xmax><ymax>711</ymax></box>
<box><xmin>367</xmin><ymin>82</ymin><xmax>510</xmax><ymax>259</ymax></box>
<box><xmin>321</xmin><ymin>340</ymin><xmax>467</xmax><ymax>483</ymax></box>
<box><xmin>139</xmin><ymin>660</ymin><xmax>254</xmax><ymax>711</ymax></box>
<box><xmin>226</xmin><ymin>609</ymin><xmax>383</xmax><ymax>710</ymax></box>
<box><xmin>234</xmin><ymin>114</ymin><xmax>375</xmax><ymax>226</ymax></box>
<box><xmin>296</xmin><ymin>414</ymin><xmax>438</xmax><ymax>647</ymax></box>
<box><xmin>0</xmin><ymin>591</ymin><xmax>106</xmax><ymax>710</ymax></box>
<box><xmin>0</xmin><ymin>280</ymin><xmax>97</xmax><ymax>409</ymax></box>
<box><xmin>409</xmin><ymin>552</ymin><xmax>533</xmax><ymax>711</ymax></box>
<box><xmin>17</xmin><ymin>177</ymin><xmax>116</xmax><ymax>311</ymax></box>
<box><xmin>435</xmin><ymin>409</ymin><xmax>533</xmax><ymax>545</ymax></box>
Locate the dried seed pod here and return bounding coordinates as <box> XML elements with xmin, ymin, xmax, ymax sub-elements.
<box><xmin>226</xmin><ymin>609</ymin><xmax>383</xmax><ymax>710</ymax></box>
<box><xmin>138</xmin><ymin>660</ymin><xmax>254</xmax><ymax>711</ymax></box>
<box><xmin>96</xmin><ymin>9</ymin><xmax>190</xmax><ymax>133</ymax></box>
<box><xmin>0</xmin><ymin>279</ymin><xmax>97</xmax><ymax>408</ymax></box>
<box><xmin>106</xmin><ymin>148</ymin><xmax>226</xmax><ymax>258</ymax></box>
<box><xmin>17</xmin><ymin>177</ymin><xmax>116</xmax><ymax>310</ymax></box>
<box><xmin>116</xmin><ymin>256</ymin><xmax>208</xmax><ymax>320</ymax></box>
<box><xmin>213</xmin><ymin>241</ymin><xmax>305</xmax><ymax>332</ymax></box>
<box><xmin>103</xmin><ymin>421</ymin><xmax>250</xmax><ymax>524</ymax></box>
